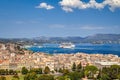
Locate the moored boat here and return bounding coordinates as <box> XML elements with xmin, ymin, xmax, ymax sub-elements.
<box><xmin>59</xmin><ymin>42</ymin><xmax>75</xmax><ymax>48</ymax></box>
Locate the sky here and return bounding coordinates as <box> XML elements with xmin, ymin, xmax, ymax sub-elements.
<box><xmin>0</xmin><ymin>0</ymin><xmax>120</xmax><ymax>38</ymax></box>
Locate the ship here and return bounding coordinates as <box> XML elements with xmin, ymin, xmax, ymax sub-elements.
<box><xmin>59</xmin><ymin>42</ymin><xmax>75</xmax><ymax>48</ymax></box>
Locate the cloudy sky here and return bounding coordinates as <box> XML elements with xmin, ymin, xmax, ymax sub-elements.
<box><xmin>0</xmin><ymin>0</ymin><xmax>120</xmax><ymax>38</ymax></box>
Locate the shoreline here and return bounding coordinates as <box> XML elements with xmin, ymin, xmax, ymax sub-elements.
<box><xmin>0</xmin><ymin>43</ymin><xmax>120</xmax><ymax>71</ymax></box>
<box><xmin>26</xmin><ymin>43</ymin><xmax>120</xmax><ymax>56</ymax></box>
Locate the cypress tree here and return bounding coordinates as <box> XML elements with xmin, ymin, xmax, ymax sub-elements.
<box><xmin>72</xmin><ymin>62</ymin><xmax>76</xmax><ymax>71</ymax></box>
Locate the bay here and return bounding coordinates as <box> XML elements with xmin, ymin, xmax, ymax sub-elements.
<box><xmin>27</xmin><ymin>43</ymin><xmax>120</xmax><ymax>56</ymax></box>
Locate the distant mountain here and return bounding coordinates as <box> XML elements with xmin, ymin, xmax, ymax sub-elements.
<box><xmin>85</xmin><ymin>34</ymin><xmax>120</xmax><ymax>40</ymax></box>
<box><xmin>36</xmin><ymin>34</ymin><xmax>120</xmax><ymax>44</ymax></box>
<box><xmin>49</xmin><ymin>37</ymin><xmax>83</xmax><ymax>43</ymax></box>
<box><xmin>0</xmin><ymin>34</ymin><xmax>120</xmax><ymax>44</ymax></box>
<box><xmin>83</xmin><ymin>34</ymin><xmax>120</xmax><ymax>44</ymax></box>
<box><xmin>32</xmin><ymin>34</ymin><xmax>120</xmax><ymax>44</ymax></box>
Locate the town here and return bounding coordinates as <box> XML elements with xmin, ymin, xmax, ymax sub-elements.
<box><xmin>0</xmin><ymin>43</ymin><xmax>120</xmax><ymax>80</ymax></box>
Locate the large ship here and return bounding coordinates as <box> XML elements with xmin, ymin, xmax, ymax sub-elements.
<box><xmin>59</xmin><ymin>42</ymin><xmax>75</xmax><ymax>48</ymax></box>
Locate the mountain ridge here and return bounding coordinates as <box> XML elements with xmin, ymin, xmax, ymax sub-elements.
<box><xmin>0</xmin><ymin>34</ymin><xmax>120</xmax><ymax>44</ymax></box>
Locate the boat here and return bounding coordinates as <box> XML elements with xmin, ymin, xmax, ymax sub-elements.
<box><xmin>23</xmin><ymin>45</ymin><xmax>32</xmax><ymax>48</ymax></box>
<box><xmin>38</xmin><ymin>46</ymin><xmax>42</xmax><ymax>48</ymax></box>
<box><xmin>59</xmin><ymin>42</ymin><xmax>75</xmax><ymax>48</ymax></box>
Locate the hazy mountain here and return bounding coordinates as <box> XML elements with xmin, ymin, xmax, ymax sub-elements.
<box><xmin>0</xmin><ymin>34</ymin><xmax>120</xmax><ymax>44</ymax></box>
<box><xmin>85</xmin><ymin>34</ymin><xmax>120</xmax><ymax>40</ymax></box>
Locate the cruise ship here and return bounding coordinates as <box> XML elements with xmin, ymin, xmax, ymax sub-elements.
<box><xmin>59</xmin><ymin>42</ymin><xmax>75</xmax><ymax>48</ymax></box>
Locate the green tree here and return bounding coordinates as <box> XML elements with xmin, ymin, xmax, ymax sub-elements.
<box><xmin>85</xmin><ymin>65</ymin><xmax>98</xmax><ymax>79</ymax></box>
<box><xmin>5</xmin><ymin>69</ymin><xmax>9</xmax><ymax>75</ymax></box>
<box><xmin>12</xmin><ymin>75</ymin><xmax>19</xmax><ymax>80</ymax></box>
<box><xmin>58</xmin><ymin>68</ymin><xmax>63</xmax><ymax>73</ymax></box>
<box><xmin>24</xmin><ymin>72</ymin><xmax>37</xmax><ymax>80</ymax></box>
<box><xmin>77</xmin><ymin>62</ymin><xmax>82</xmax><ymax>72</ymax></box>
<box><xmin>0</xmin><ymin>76</ymin><xmax>6</xmax><ymax>80</ymax></box>
<box><xmin>109</xmin><ymin>65</ymin><xmax>120</xmax><ymax>79</ymax></box>
<box><xmin>68</xmin><ymin>71</ymin><xmax>83</xmax><ymax>80</ymax></box>
<box><xmin>0</xmin><ymin>69</ymin><xmax>6</xmax><ymax>75</ymax></box>
<box><xmin>100</xmin><ymin>73</ymin><xmax>110</xmax><ymax>80</ymax></box>
<box><xmin>56</xmin><ymin>76</ymin><xmax>66</xmax><ymax>80</ymax></box>
<box><xmin>9</xmin><ymin>69</ymin><xmax>16</xmax><ymax>75</ymax></box>
<box><xmin>36</xmin><ymin>68</ymin><xmax>42</xmax><ymax>74</ymax></box>
<box><xmin>38</xmin><ymin>74</ymin><xmax>54</xmax><ymax>80</ymax></box>
<box><xmin>101</xmin><ymin>65</ymin><xmax>120</xmax><ymax>79</ymax></box>
<box><xmin>44</xmin><ymin>66</ymin><xmax>50</xmax><ymax>74</ymax></box>
<box><xmin>72</xmin><ymin>62</ymin><xmax>76</xmax><ymax>71</ymax></box>
<box><xmin>21</xmin><ymin>67</ymin><xmax>28</xmax><ymax>75</ymax></box>
<box><xmin>57</xmin><ymin>75</ymin><xmax>70</xmax><ymax>80</ymax></box>
<box><xmin>63</xmin><ymin>69</ymin><xmax>69</xmax><ymax>75</ymax></box>
<box><xmin>117</xmin><ymin>74</ymin><xmax>120</xmax><ymax>79</ymax></box>
<box><xmin>97</xmin><ymin>69</ymin><xmax>102</xmax><ymax>79</ymax></box>
<box><xmin>30</xmin><ymin>68</ymin><xmax>42</xmax><ymax>74</ymax></box>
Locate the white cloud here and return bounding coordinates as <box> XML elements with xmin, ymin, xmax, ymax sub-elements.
<box><xmin>35</xmin><ymin>2</ymin><xmax>54</xmax><ymax>10</ymax></box>
<box><xmin>80</xmin><ymin>26</ymin><xmax>104</xmax><ymax>30</ymax></box>
<box><xmin>105</xmin><ymin>0</ymin><xmax>120</xmax><ymax>12</ymax></box>
<box><xmin>59</xmin><ymin>0</ymin><xmax>120</xmax><ymax>12</ymax></box>
<box><xmin>62</xmin><ymin>7</ymin><xmax>73</xmax><ymax>12</ymax></box>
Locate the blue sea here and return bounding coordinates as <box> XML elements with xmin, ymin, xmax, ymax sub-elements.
<box><xmin>27</xmin><ymin>43</ymin><xmax>120</xmax><ymax>56</ymax></box>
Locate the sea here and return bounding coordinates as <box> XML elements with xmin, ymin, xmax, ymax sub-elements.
<box><xmin>27</xmin><ymin>43</ymin><xmax>120</xmax><ymax>56</ymax></box>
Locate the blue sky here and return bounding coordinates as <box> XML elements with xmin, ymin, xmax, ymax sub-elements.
<box><xmin>0</xmin><ymin>0</ymin><xmax>120</xmax><ymax>38</ymax></box>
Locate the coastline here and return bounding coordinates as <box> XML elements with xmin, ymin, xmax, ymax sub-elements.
<box><xmin>0</xmin><ymin>43</ymin><xmax>120</xmax><ymax>70</ymax></box>
<box><xmin>26</xmin><ymin>43</ymin><xmax>120</xmax><ymax>56</ymax></box>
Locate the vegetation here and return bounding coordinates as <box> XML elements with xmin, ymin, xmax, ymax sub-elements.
<box><xmin>0</xmin><ymin>64</ymin><xmax>120</xmax><ymax>80</ymax></box>
<box><xmin>29</xmin><ymin>68</ymin><xmax>42</xmax><ymax>74</ymax></box>
<box><xmin>76</xmin><ymin>62</ymin><xmax>82</xmax><ymax>72</ymax></box>
<box><xmin>0</xmin><ymin>69</ymin><xmax>17</xmax><ymax>75</ymax></box>
<box><xmin>0</xmin><ymin>76</ymin><xmax>6</xmax><ymax>80</ymax></box>
<box><xmin>21</xmin><ymin>67</ymin><xmax>28</xmax><ymax>75</ymax></box>
<box><xmin>38</xmin><ymin>74</ymin><xmax>54</xmax><ymax>80</ymax></box>
<box><xmin>72</xmin><ymin>62</ymin><xmax>76</xmax><ymax>71</ymax></box>
<box><xmin>84</xmin><ymin>65</ymin><xmax>98</xmax><ymax>79</ymax></box>
<box><xmin>44</xmin><ymin>66</ymin><xmax>50</xmax><ymax>74</ymax></box>
<box><xmin>12</xmin><ymin>75</ymin><xmax>19</xmax><ymax>80</ymax></box>
<box><xmin>24</xmin><ymin>72</ymin><xmax>37</xmax><ymax>80</ymax></box>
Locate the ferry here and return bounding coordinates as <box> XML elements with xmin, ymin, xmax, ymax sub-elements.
<box><xmin>59</xmin><ymin>42</ymin><xmax>75</xmax><ymax>48</ymax></box>
<box><xmin>23</xmin><ymin>45</ymin><xmax>32</xmax><ymax>48</ymax></box>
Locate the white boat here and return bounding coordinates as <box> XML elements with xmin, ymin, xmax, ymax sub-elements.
<box><xmin>38</xmin><ymin>46</ymin><xmax>42</xmax><ymax>48</ymax></box>
<box><xmin>23</xmin><ymin>45</ymin><xmax>32</xmax><ymax>48</ymax></box>
<box><xmin>59</xmin><ymin>42</ymin><xmax>75</xmax><ymax>48</ymax></box>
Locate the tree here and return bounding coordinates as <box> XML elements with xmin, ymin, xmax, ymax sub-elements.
<box><xmin>97</xmin><ymin>69</ymin><xmax>102</xmax><ymax>79</ymax></box>
<box><xmin>77</xmin><ymin>62</ymin><xmax>82</xmax><ymax>72</ymax></box>
<box><xmin>44</xmin><ymin>66</ymin><xmax>50</xmax><ymax>74</ymax></box>
<box><xmin>63</xmin><ymin>69</ymin><xmax>69</xmax><ymax>75</ymax></box>
<box><xmin>58</xmin><ymin>68</ymin><xmax>63</xmax><ymax>73</ymax></box>
<box><xmin>21</xmin><ymin>67</ymin><xmax>28</xmax><ymax>75</ymax></box>
<box><xmin>85</xmin><ymin>65</ymin><xmax>98</xmax><ymax>79</ymax></box>
<box><xmin>56</xmin><ymin>76</ymin><xmax>66</xmax><ymax>80</ymax></box>
<box><xmin>0</xmin><ymin>76</ymin><xmax>6</xmax><ymax>80</ymax></box>
<box><xmin>36</xmin><ymin>68</ymin><xmax>42</xmax><ymax>74</ymax></box>
<box><xmin>57</xmin><ymin>76</ymin><xmax>70</xmax><ymax>80</ymax></box>
<box><xmin>109</xmin><ymin>65</ymin><xmax>120</xmax><ymax>79</ymax></box>
<box><xmin>30</xmin><ymin>68</ymin><xmax>42</xmax><ymax>74</ymax></box>
<box><xmin>5</xmin><ymin>69</ymin><xmax>9</xmax><ymax>75</ymax></box>
<box><xmin>100</xmin><ymin>73</ymin><xmax>110</xmax><ymax>80</ymax></box>
<box><xmin>0</xmin><ymin>69</ymin><xmax>6</xmax><ymax>75</ymax></box>
<box><xmin>12</xmin><ymin>75</ymin><xmax>19</xmax><ymax>80</ymax></box>
<box><xmin>24</xmin><ymin>72</ymin><xmax>37</xmax><ymax>80</ymax></box>
<box><xmin>38</xmin><ymin>74</ymin><xmax>54</xmax><ymax>80</ymax></box>
<box><xmin>101</xmin><ymin>65</ymin><xmax>120</xmax><ymax>79</ymax></box>
<box><xmin>117</xmin><ymin>74</ymin><xmax>120</xmax><ymax>80</ymax></box>
<box><xmin>72</xmin><ymin>62</ymin><xmax>76</xmax><ymax>71</ymax></box>
<box><xmin>68</xmin><ymin>71</ymin><xmax>83</xmax><ymax>80</ymax></box>
<box><xmin>9</xmin><ymin>69</ymin><xmax>15</xmax><ymax>75</ymax></box>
